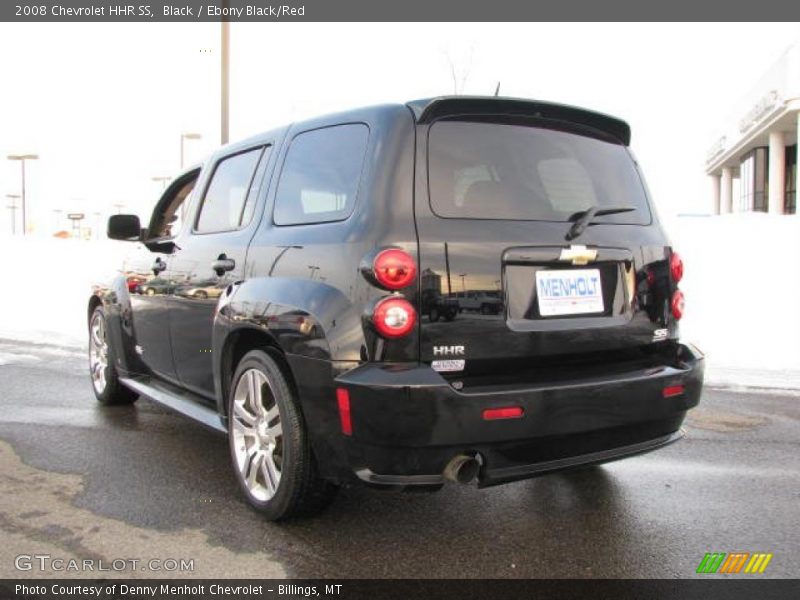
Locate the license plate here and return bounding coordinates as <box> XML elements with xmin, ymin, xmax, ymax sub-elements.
<box><xmin>536</xmin><ymin>268</ymin><xmax>604</xmax><ymax>316</ymax></box>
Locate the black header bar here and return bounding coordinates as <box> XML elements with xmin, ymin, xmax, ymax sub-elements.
<box><xmin>3</xmin><ymin>0</ymin><xmax>800</xmax><ymax>22</ymax></box>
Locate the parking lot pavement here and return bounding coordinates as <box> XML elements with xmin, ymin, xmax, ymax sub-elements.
<box><xmin>0</xmin><ymin>337</ymin><xmax>798</xmax><ymax>579</ymax></box>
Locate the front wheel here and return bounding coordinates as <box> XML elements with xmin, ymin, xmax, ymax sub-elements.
<box><xmin>429</xmin><ymin>307</ymin><xmax>440</xmax><ymax>322</ymax></box>
<box><xmin>88</xmin><ymin>306</ymin><xmax>138</xmax><ymax>405</ymax></box>
<box><xmin>228</xmin><ymin>349</ymin><xmax>337</xmax><ymax>520</ymax></box>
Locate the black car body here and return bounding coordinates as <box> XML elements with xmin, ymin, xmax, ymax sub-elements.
<box><xmin>89</xmin><ymin>96</ymin><xmax>703</xmax><ymax>519</ymax></box>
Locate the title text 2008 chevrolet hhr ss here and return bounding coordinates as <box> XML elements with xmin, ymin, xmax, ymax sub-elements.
<box><xmin>88</xmin><ymin>97</ymin><xmax>704</xmax><ymax>520</ymax></box>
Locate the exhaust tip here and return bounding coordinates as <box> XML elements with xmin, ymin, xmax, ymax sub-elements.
<box><xmin>443</xmin><ymin>454</ymin><xmax>480</xmax><ymax>485</ymax></box>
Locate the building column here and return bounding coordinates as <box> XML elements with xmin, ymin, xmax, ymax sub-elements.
<box><xmin>710</xmin><ymin>174</ymin><xmax>721</xmax><ymax>214</ymax></box>
<box><xmin>796</xmin><ymin>112</ymin><xmax>800</xmax><ymax>213</ymax></box>
<box><xmin>721</xmin><ymin>167</ymin><xmax>733</xmax><ymax>214</ymax></box>
<box><xmin>768</xmin><ymin>131</ymin><xmax>785</xmax><ymax>215</ymax></box>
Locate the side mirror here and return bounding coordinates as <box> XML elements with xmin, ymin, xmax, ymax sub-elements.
<box><xmin>107</xmin><ymin>214</ymin><xmax>142</xmax><ymax>241</ymax></box>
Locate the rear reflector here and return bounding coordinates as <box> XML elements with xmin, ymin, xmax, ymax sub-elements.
<box><xmin>482</xmin><ymin>406</ymin><xmax>524</xmax><ymax>420</ymax></box>
<box><xmin>336</xmin><ymin>388</ymin><xmax>352</xmax><ymax>436</ymax></box>
<box><xmin>663</xmin><ymin>384</ymin><xmax>685</xmax><ymax>398</ymax></box>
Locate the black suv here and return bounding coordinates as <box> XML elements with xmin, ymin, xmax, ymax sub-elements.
<box><xmin>89</xmin><ymin>97</ymin><xmax>704</xmax><ymax>520</ymax></box>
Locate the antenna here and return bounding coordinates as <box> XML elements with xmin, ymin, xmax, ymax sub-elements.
<box><xmin>494</xmin><ymin>82</ymin><xmax>501</xmax><ymax>97</ymax></box>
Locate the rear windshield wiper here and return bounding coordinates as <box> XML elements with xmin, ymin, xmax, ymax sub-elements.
<box><xmin>565</xmin><ymin>206</ymin><xmax>636</xmax><ymax>241</ymax></box>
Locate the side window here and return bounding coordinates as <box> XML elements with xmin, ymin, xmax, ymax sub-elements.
<box><xmin>195</xmin><ymin>147</ymin><xmax>264</xmax><ymax>233</ymax></box>
<box><xmin>273</xmin><ymin>124</ymin><xmax>369</xmax><ymax>226</ymax></box>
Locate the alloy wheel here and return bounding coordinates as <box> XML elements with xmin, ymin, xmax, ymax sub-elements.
<box><xmin>89</xmin><ymin>312</ymin><xmax>108</xmax><ymax>394</ymax></box>
<box><xmin>231</xmin><ymin>368</ymin><xmax>284</xmax><ymax>502</ymax></box>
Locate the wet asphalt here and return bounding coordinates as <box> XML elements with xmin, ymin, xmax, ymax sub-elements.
<box><xmin>0</xmin><ymin>337</ymin><xmax>798</xmax><ymax>579</ymax></box>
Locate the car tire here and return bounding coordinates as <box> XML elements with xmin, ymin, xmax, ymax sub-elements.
<box><xmin>228</xmin><ymin>349</ymin><xmax>337</xmax><ymax>521</ymax></box>
<box><xmin>88</xmin><ymin>306</ymin><xmax>138</xmax><ymax>406</ymax></box>
<box><xmin>193</xmin><ymin>290</ymin><xmax>208</xmax><ymax>299</ymax></box>
<box><xmin>444</xmin><ymin>311</ymin><xmax>456</xmax><ymax>322</ymax></box>
<box><xmin>429</xmin><ymin>307</ymin><xmax>440</xmax><ymax>322</ymax></box>
<box><xmin>480</xmin><ymin>304</ymin><xmax>491</xmax><ymax>315</ymax></box>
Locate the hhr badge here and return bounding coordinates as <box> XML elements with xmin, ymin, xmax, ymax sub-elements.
<box><xmin>433</xmin><ymin>345</ymin><xmax>465</xmax><ymax>356</ymax></box>
<box><xmin>559</xmin><ymin>244</ymin><xmax>598</xmax><ymax>266</ymax></box>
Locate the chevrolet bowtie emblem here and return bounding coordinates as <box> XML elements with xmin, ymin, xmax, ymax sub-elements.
<box><xmin>559</xmin><ymin>245</ymin><xmax>598</xmax><ymax>266</ymax></box>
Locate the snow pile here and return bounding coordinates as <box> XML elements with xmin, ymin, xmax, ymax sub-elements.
<box><xmin>0</xmin><ymin>236</ymin><xmax>129</xmax><ymax>347</ymax></box>
<box><xmin>666</xmin><ymin>212</ymin><xmax>800</xmax><ymax>388</ymax></box>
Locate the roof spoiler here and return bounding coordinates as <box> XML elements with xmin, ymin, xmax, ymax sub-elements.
<box><xmin>406</xmin><ymin>96</ymin><xmax>631</xmax><ymax>146</ymax></box>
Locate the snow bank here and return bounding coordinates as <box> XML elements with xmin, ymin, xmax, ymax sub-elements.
<box><xmin>666</xmin><ymin>212</ymin><xmax>800</xmax><ymax>388</ymax></box>
<box><xmin>1</xmin><ymin>213</ymin><xmax>799</xmax><ymax>390</ymax></box>
<box><xmin>0</xmin><ymin>237</ymin><xmax>129</xmax><ymax>347</ymax></box>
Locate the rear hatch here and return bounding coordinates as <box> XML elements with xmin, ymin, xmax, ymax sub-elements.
<box><xmin>411</xmin><ymin>99</ymin><xmax>679</xmax><ymax>388</ymax></box>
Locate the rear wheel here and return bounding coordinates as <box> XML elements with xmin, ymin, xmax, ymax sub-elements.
<box><xmin>228</xmin><ymin>349</ymin><xmax>337</xmax><ymax>520</ymax></box>
<box><xmin>88</xmin><ymin>306</ymin><xmax>138</xmax><ymax>405</ymax></box>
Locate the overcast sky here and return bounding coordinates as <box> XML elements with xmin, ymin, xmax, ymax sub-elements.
<box><xmin>1</xmin><ymin>22</ymin><xmax>799</xmax><ymax>235</ymax></box>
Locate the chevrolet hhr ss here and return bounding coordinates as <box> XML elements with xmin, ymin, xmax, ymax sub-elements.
<box><xmin>88</xmin><ymin>97</ymin><xmax>704</xmax><ymax>519</ymax></box>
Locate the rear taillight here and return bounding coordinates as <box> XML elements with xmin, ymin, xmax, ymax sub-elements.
<box><xmin>373</xmin><ymin>249</ymin><xmax>416</xmax><ymax>290</ymax></box>
<box><xmin>671</xmin><ymin>290</ymin><xmax>685</xmax><ymax>320</ymax></box>
<box><xmin>670</xmin><ymin>252</ymin><xmax>683</xmax><ymax>283</ymax></box>
<box><xmin>372</xmin><ymin>296</ymin><xmax>416</xmax><ymax>338</ymax></box>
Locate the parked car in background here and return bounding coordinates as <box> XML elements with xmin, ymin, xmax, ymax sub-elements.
<box><xmin>421</xmin><ymin>289</ymin><xmax>459</xmax><ymax>322</ymax></box>
<box><xmin>455</xmin><ymin>290</ymin><xmax>503</xmax><ymax>315</ymax></box>
<box><xmin>88</xmin><ymin>96</ymin><xmax>703</xmax><ymax>520</ymax></box>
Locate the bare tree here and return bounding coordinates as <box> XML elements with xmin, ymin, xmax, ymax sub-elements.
<box><xmin>442</xmin><ymin>43</ymin><xmax>476</xmax><ymax>95</ymax></box>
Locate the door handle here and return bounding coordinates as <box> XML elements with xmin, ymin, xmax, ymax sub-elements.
<box><xmin>151</xmin><ymin>258</ymin><xmax>167</xmax><ymax>276</ymax></box>
<box><xmin>212</xmin><ymin>254</ymin><xmax>235</xmax><ymax>277</ymax></box>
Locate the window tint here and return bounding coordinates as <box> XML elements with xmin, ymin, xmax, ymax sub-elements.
<box><xmin>274</xmin><ymin>124</ymin><xmax>369</xmax><ymax>226</ymax></box>
<box><xmin>195</xmin><ymin>147</ymin><xmax>263</xmax><ymax>233</ymax></box>
<box><xmin>428</xmin><ymin>121</ymin><xmax>650</xmax><ymax>224</ymax></box>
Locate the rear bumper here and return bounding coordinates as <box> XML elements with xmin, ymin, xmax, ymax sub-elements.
<box><xmin>333</xmin><ymin>343</ymin><xmax>704</xmax><ymax>487</ymax></box>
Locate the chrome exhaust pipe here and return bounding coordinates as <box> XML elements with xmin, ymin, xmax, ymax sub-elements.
<box><xmin>443</xmin><ymin>454</ymin><xmax>480</xmax><ymax>484</ymax></box>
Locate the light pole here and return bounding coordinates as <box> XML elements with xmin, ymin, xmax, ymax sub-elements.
<box><xmin>459</xmin><ymin>273</ymin><xmax>467</xmax><ymax>292</ymax></box>
<box><xmin>112</xmin><ymin>203</ymin><xmax>125</xmax><ymax>214</ymax></box>
<box><xmin>221</xmin><ymin>13</ymin><xmax>230</xmax><ymax>145</ymax></box>
<box><xmin>180</xmin><ymin>133</ymin><xmax>202</xmax><ymax>169</ymax></box>
<box><xmin>5</xmin><ymin>194</ymin><xmax>20</xmax><ymax>235</ymax></box>
<box><xmin>7</xmin><ymin>154</ymin><xmax>38</xmax><ymax>236</ymax></box>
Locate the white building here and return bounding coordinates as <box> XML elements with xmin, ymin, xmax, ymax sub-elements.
<box><xmin>706</xmin><ymin>42</ymin><xmax>800</xmax><ymax>215</ymax></box>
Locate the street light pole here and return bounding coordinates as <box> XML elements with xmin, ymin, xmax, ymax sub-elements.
<box><xmin>7</xmin><ymin>154</ymin><xmax>38</xmax><ymax>236</ymax></box>
<box><xmin>5</xmin><ymin>194</ymin><xmax>20</xmax><ymax>235</ymax></box>
<box><xmin>221</xmin><ymin>11</ymin><xmax>230</xmax><ymax>145</ymax></box>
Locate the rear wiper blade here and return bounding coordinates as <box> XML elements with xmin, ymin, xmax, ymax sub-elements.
<box><xmin>565</xmin><ymin>206</ymin><xmax>636</xmax><ymax>241</ymax></box>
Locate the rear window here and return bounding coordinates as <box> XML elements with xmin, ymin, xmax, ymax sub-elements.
<box><xmin>428</xmin><ymin>120</ymin><xmax>650</xmax><ymax>224</ymax></box>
